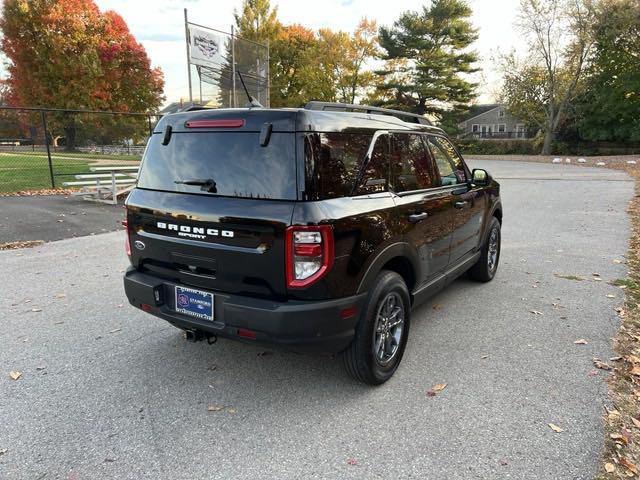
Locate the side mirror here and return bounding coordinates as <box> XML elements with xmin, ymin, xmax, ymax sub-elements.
<box><xmin>472</xmin><ymin>168</ymin><xmax>490</xmax><ymax>186</ymax></box>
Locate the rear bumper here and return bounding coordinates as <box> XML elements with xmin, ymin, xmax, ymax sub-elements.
<box><xmin>123</xmin><ymin>267</ymin><xmax>365</xmax><ymax>354</ymax></box>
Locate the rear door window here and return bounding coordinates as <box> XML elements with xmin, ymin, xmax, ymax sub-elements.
<box><xmin>137</xmin><ymin>132</ymin><xmax>297</xmax><ymax>200</ymax></box>
<box><xmin>391</xmin><ymin>133</ymin><xmax>436</xmax><ymax>193</ymax></box>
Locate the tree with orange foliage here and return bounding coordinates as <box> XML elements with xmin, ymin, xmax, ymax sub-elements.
<box><xmin>0</xmin><ymin>0</ymin><xmax>164</xmax><ymax>148</ymax></box>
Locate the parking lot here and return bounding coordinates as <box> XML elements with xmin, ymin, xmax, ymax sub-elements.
<box><xmin>0</xmin><ymin>160</ymin><xmax>634</xmax><ymax>479</ymax></box>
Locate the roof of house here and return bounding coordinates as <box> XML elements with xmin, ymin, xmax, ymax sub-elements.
<box><xmin>460</xmin><ymin>104</ymin><xmax>502</xmax><ymax>123</ymax></box>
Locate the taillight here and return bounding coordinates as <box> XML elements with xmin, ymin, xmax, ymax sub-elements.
<box><xmin>285</xmin><ymin>225</ymin><xmax>334</xmax><ymax>289</ymax></box>
<box><xmin>122</xmin><ymin>217</ymin><xmax>131</xmax><ymax>256</ymax></box>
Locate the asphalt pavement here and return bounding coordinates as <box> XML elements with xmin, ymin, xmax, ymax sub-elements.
<box><xmin>0</xmin><ymin>195</ymin><xmax>124</xmax><ymax>244</ymax></box>
<box><xmin>0</xmin><ymin>160</ymin><xmax>634</xmax><ymax>479</ymax></box>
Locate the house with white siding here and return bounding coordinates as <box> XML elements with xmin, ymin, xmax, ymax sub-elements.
<box><xmin>458</xmin><ymin>104</ymin><xmax>530</xmax><ymax>139</ymax></box>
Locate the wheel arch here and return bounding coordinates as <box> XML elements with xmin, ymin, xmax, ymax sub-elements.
<box><xmin>356</xmin><ymin>242</ymin><xmax>420</xmax><ymax>297</ymax></box>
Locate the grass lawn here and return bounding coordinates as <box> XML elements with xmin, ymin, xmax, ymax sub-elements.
<box><xmin>0</xmin><ymin>151</ymin><xmax>139</xmax><ymax>193</ymax></box>
<box><xmin>18</xmin><ymin>150</ymin><xmax>142</xmax><ymax>162</ymax></box>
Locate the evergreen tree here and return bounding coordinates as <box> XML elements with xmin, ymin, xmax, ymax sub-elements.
<box><xmin>376</xmin><ymin>0</ymin><xmax>479</xmax><ymax>116</ymax></box>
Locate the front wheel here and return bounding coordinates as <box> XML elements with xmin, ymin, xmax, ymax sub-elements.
<box><xmin>468</xmin><ymin>217</ymin><xmax>501</xmax><ymax>282</ymax></box>
<box><xmin>343</xmin><ymin>270</ymin><xmax>411</xmax><ymax>385</ymax></box>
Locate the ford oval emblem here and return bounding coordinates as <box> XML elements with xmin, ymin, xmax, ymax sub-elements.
<box><xmin>134</xmin><ymin>240</ymin><xmax>146</xmax><ymax>251</ymax></box>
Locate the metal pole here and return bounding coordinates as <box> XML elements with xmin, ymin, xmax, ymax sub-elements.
<box><xmin>41</xmin><ymin>111</ymin><xmax>55</xmax><ymax>189</ymax></box>
<box><xmin>231</xmin><ymin>25</ymin><xmax>237</xmax><ymax>108</ymax></box>
<box><xmin>266</xmin><ymin>40</ymin><xmax>270</xmax><ymax>107</ymax></box>
<box><xmin>184</xmin><ymin>8</ymin><xmax>193</xmax><ymax>104</ymax></box>
<box><xmin>147</xmin><ymin>115</ymin><xmax>152</xmax><ymax>137</ymax></box>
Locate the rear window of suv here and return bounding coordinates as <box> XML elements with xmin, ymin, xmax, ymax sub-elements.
<box><xmin>137</xmin><ymin>132</ymin><xmax>297</xmax><ymax>200</ymax></box>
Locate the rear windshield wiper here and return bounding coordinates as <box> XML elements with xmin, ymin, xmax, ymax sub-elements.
<box><xmin>174</xmin><ymin>178</ymin><xmax>217</xmax><ymax>193</ymax></box>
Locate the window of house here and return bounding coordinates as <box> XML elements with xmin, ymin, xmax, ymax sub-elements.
<box><xmin>427</xmin><ymin>136</ymin><xmax>467</xmax><ymax>186</ymax></box>
<box><xmin>472</xmin><ymin>124</ymin><xmax>479</xmax><ymax>133</ymax></box>
<box><xmin>498</xmin><ymin>109</ymin><xmax>505</xmax><ymax>118</ymax></box>
<box><xmin>390</xmin><ymin>133</ymin><xmax>435</xmax><ymax>192</ymax></box>
<box><xmin>498</xmin><ymin>124</ymin><xmax>506</xmax><ymax>133</ymax></box>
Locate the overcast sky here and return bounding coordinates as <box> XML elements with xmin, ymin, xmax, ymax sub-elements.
<box><xmin>91</xmin><ymin>0</ymin><xmax>525</xmax><ymax>106</ymax></box>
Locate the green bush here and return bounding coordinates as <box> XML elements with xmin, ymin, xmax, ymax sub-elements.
<box><xmin>455</xmin><ymin>138</ymin><xmax>537</xmax><ymax>155</ymax></box>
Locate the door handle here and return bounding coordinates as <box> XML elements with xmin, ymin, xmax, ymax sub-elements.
<box><xmin>454</xmin><ymin>201</ymin><xmax>468</xmax><ymax>209</ymax></box>
<box><xmin>408</xmin><ymin>212</ymin><xmax>429</xmax><ymax>223</ymax></box>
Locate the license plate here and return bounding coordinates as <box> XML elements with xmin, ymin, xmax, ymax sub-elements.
<box><xmin>175</xmin><ymin>286</ymin><xmax>214</xmax><ymax>321</ymax></box>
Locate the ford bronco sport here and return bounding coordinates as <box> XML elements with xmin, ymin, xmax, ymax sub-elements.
<box><xmin>123</xmin><ymin>101</ymin><xmax>502</xmax><ymax>385</ymax></box>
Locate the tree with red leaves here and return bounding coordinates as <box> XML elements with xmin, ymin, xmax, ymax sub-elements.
<box><xmin>0</xmin><ymin>0</ymin><xmax>164</xmax><ymax>147</ymax></box>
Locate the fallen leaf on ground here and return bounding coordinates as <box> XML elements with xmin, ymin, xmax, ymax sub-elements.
<box><xmin>481</xmin><ymin>355</ymin><xmax>489</xmax><ymax>359</ymax></box>
<box><xmin>207</xmin><ymin>405</ymin><xmax>224</xmax><ymax>412</ymax></box>
<box><xmin>548</xmin><ymin>423</ymin><xmax>564</xmax><ymax>433</ymax></box>
<box><xmin>0</xmin><ymin>448</ymin><xmax>6</xmax><ymax>455</ymax></box>
<box><xmin>227</xmin><ymin>408</ymin><xmax>236</xmax><ymax>414</ymax></box>
<box><xmin>610</xmin><ymin>433</ymin><xmax>629</xmax><ymax>445</ymax></box>
<box><xmin>432</xmin><ymin>304</ymin><xmax>443</xmax><ymax>310</ymax></box>
<box><xmin>588</xmin><ymin>370</ymin><xmax>599</xmax><ymax>377</ymax></box>
<box><xmin>108</xmin><ymin>328</ymin><xmax>121</xmax><ymax>334</ymax></box>
<box><xmin>593</xmin><ymin>358</ymin><xmax>612</xmax><ymax>370</ymax></box>
<box><xmin>631</xmin><ymin>417</ymin><xmax>640</xmax><ymax>428</ymax></box>
<box><xmin>604</xmin><ymin>462</ymin><xmax>615</xmax><ymax>473</ymax></box>
<box><xmin>9</xmin><ymin>371</ymin><xmax>22</xmax><ymax>380</ymax></box>
<box><xmin>499</xmin><ymin>459</ymin><xmax>508</xmax><ymax>466</ymax></box>
<box><xmin>574</xmin><ymin>339</ymin><xmax>588</xmax><ymax>345</ymax></box>
<box><xmin>207</xmin><ymin>365</ymin><xmax>217</xmax><ymax>371</ymax></box>
<box><xmin>530</xmin><ymin>310</ymin><xmax>543</xmax><ymax>315</ymax></box>
<box><xmin>619</xmin><ymin>457</ymin><xmax>638</xmax><ymax>475</ymax></box>
<box><xmin>55</xmin><ymin>293</ymin><xmax>66</xmax><ymax>298</ymax></box>
<box><xmin>35</xmin><ymin>366</ymin><xmax>46</xmax><ymax>371</ymax></box>
<box><xmin>31</xmin><ymin>308</ymin><xmax>42</xmax><ymax>312</ymax></box>
<box><xmin>116</xmin><ymin>304</ymin><xmax>123</xmax><ymax>308</ymax></box>
<box><xmin>610</xmin><ymin>356</ymin><xmax>623</xmax><ymax>361</ymax></box>
<box><xmin>54</xmin><ymin>321</ymin><xmax>64</xmax><ymax>325</ymax></box>
<box><xmin>0</xmin><ymin>240</ymin><xmax>44</xmax><ymax>250</ymax></box>
<box><xmin>613</xmin><ymin>259</ymin><xmax>623</xmax><ymax>264</ymax></box>
<box><xmin>346</xmin><ymin>458</ymin><xmax>358</xmax><ymax>465</ymax></box>
<box><xmin>630</xmin><ymin>365</ymin><xmax>640</xmax><ymax>376</ymax></box>
<box><xmin>606</xmin><ymin>294</ymin><xmax>616</xmax><ymax>298</ymax></box>
<box><xmin>626</xmin><ymin>355</ymin><xmax>640</xmax><ymax>364</ymax></box>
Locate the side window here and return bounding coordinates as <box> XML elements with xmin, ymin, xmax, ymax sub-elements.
<box><xmin>354</xmin><ymin>134</ymin><xmax>389</xmax><ymax>195</ymax></box>
<box><xmin>427</xmin><ymin>136</ymin><xmax>467</xmax><ymax>186</ymax></box>
<box><xmin>391</xmin><ymin>133</ymin><xmax>435</xmax><ymax>193</ymax></box>
<box><xmin>304</xmin><ymin>132</ymin><xmax>372</xmax><ymax>200</ymax></box>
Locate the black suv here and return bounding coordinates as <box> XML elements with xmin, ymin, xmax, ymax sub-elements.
<box><xmin>123</xmin><ymin>102</ymin><xmax>502</xmax><ymax>384</ymax></box>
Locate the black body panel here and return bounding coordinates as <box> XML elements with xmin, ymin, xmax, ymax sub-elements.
<box><xmin>124</xmin><ymin>106</ymin><xmax>502</xmax><ymax>353</ymax></box>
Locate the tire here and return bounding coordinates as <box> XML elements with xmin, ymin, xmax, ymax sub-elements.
<box><xmin>468</xmin><ymin>216</ymin><xmax>501</xmax><ymax>282</ymax></box>
<box><xmin>343</xmin><ymin>270</ymin><xmax>411</xmax><ymax>385</ymax></box>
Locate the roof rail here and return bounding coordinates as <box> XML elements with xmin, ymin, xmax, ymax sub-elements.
<box><xmin>304</xmin><ymin>101</ymin><xmax>432</xmax><ymax>126</ymax></box>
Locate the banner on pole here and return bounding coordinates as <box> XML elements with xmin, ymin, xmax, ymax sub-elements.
<box><xmin>188</xmin><ymin>25</ymin><xmax>226</xmax><ymax>68</ymax></box>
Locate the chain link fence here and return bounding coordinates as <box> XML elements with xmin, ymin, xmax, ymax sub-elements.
<box><xmin>0</xmin><ymin>106</ymin><xmax>159</xmax><ymax>193</ymax></box>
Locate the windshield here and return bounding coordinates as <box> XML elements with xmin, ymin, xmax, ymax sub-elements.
<box><xmin>137</xmin><ymin>132</ymin><xmax>297</xmax><ymax>200</ymax></box>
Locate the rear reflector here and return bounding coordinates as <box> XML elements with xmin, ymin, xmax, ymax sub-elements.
<box><xmin>340</xmin><ymin>306</ymin><xmax>358</xmax><ymax>319</ymax></box>
<box><xmin>123</xmin><ymin>218</ymin><xmax>131</xmax><ymax>256</ymax></box>
<box><xmin>237</xmin><ymin>328</ymin><xmax>257</xmax><ymax>340</ymax></box>
<box><xmin>185</xmin><ymin>119</ymin><xmax>245</xmax><ymax>128</ymax></box>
